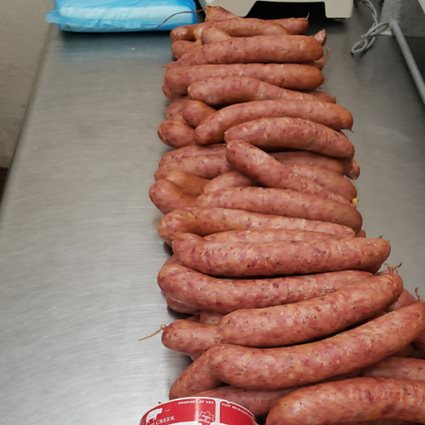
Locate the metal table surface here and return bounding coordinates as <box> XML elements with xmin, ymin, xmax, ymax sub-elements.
<box><xmin>1</xmin><ymin>9</ymin><xmax>425</xmax><ymax>425</ymax></box>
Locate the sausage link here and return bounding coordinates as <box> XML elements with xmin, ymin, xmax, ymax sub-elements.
<box><xmin>209</xmin><ymin>303</ymin><xmax>425</xmax><ymax>390</ymax></box>
<box><xmin>182</xmin><ymin>100</ymin><xmax>216</xmax><ymax>128</ymax></box>
<box><xmin>172</xmin><ymin>234</ymin><xmax>389</xmax><ymax>277</ymax></box>
<box><xmin>314</xmin><ymin>29</ymin><xmax>327</xmax><ymax>45</ymax></box>
<box><xmin>157</xmin><ymin>149</ymin><xmax>359</xmax><ymax>182</ymax></box>
<box><xmin>158</xmin><ymin>144</ymin><xmax>226</xmax><ymax>168</ymax></box>
<box><xmin>158</xmin><ymin>207</ymin><xmax>356</xmax><ymax>243</ymax></box>
<box><xmin>157</xmin><ymin>120</ymin><xmax>196</xmax><ymax>147</ymax></box>
<box><xmin>162</xmin><ymin>273</ymin><xmax>401</xmax><ymax>355</ymax></box>
<box><xmin>157</xmin><ymin>258</ymin><xmax>373</xmax><ymax>314</ymax></box>
<box><xmin>226</xmin><ymin>140</ymin><xmax>353</xmax><ymax>205</ymax></box>
<box><xmin>177</xmin><ymin>35</ymin><xmax>323</xmax><ymax>66</ymax></box>
<box><xmin>282</xmin><ymin>163</ymin><xmax>358</xmax><ymax>201</ymax></box>
<box><xmin>197</xmin><ymin>26</ymin><xmax>231</xmax><ymax>44</ymax></box>
<box><xmin>198</xmin><ymin>312</ymin><xmax>223</xmax><ymax>325</ymax></box>
<box><xmin>169</xmin><ymin>350</ymin><xmax>221</xmax><ymax>399</ymax></box>
<box><xmin>225</xmin><ymin>117</ymin><xmax>354</xmax><ymax>158</ymax></box>
<box><xmin>195</xmin><ymin>395</ymin><xmax>414</xmax><ymax>423</ymax></box>
<box><xmin>172</xmin><ymin>40</ymin><xmax>196</xmax><ymax>60</ymax></box>
<box><xmin>218</xmin><ymin>273</ymin><xmax>402</xmax><ymax>347</ymax></box>
<box><xmin>196</xmin><ymin>187</ymin><xmax>363</xmax><ymax>231</ymax></box>
<box><xmin>196</xmin><ymin>386</ymin><xmax>291</xmax><ymax>418</ymax></box>
<box><xmin>266</xmin><ymin>377</ymin><xmax>425</xmax><ymax>425</ymax></box>
<box><xmin>170</xmin><ymin>25</ymin><xmax>197</xmax><ymax>41</ymax></box>
<box><xmin>205</xmin><ymin>228</ymin><xmax>339</xmax><ymax>243</ymax></box>
<box><xmin>308</xmin><ymin>55</ymin><xmax>327</xmax><ymax>69</ymax></box>
<box><xmin>165</xmin><ymin>97</ymin><xmax>189</xmax><ymax>122</ymax></box>
<box><xmin>204</xmin><ymin>8</ymin><xmax>309</xmax><ymax>35</ymax></box>
<box><xmin>273</xmin><ymin>151</ymin><xmax>360</xmax><ymax>180</ymax></box>
<box><xmin>156</xmin><ymin>152</ymin><xmax>230</xmax><ymax>180</ymax></box>
<box><xmin>385</xmin><ymin>289</ymin><xmax>425</xmax><ymax>359</ymax></box>
<box><xmin>165</xmin><ymin>295</ymin><xmax>198</xmax><ymax>314</ymax></box>
<box><xmin>203</xmin><ymin>171</ymin><xmax>255</xmax><ymax>193</ymax></box>
<box><xmin>162</xmin><ymin>319</ymin><xmax>221</xmax><ymax>357</ymax></box>
<box><xmin>162</xmin><ymin>170</ymin><xmax>208</xmax><ymax>197</ymax></box>
<box><xmin>188</xmin><ymin>76</ymin><xmax>334</xmax><ymax>106</ymax></box>
<box><xmin>305</xmin><ymin>89</ymin><xmax>335</xmax><ymax>103</ymax></box>
<box><xmin>149</xmin><ymin>180</ymin><xmax>196</xmax><ymax>214</ymax></box>
<box><xmin>163</xmin><ymin>63</ymin><xmax>324</xmax><ymax>97</ymax></box>
<box><xmin>363</xmin><ymin>357</ymin><xmax>425</xmax><ymax>382</ymax></box>
<box><xmin>388</xmin><ymin>289</ymin><xmax>417</xmax><ymax>311</ymax></box>
<box><xmin>172</xmin><ymin>18</ymin><xmax>289</xmax><ymax>42</ymax></box>
<box><xmin>197</xmin><ymin>101</ymin><xmax>353</xmax><ymax>145</ymax></box>
<box><xmin>273</xmin><ymin>17</ymin><xmax>309</xmax><ymax>34</ymax></box>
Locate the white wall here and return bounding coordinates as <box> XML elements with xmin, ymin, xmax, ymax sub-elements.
<box><xmin>0</xmin><ymin>0</ymin><xmax>51</xmax><ymax>168</ymax></box>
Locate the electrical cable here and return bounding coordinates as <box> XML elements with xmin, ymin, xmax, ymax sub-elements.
<box><xmin>351</xmin><ymin>0</ymin><xmax>389</xmax><ymax>55</ymax></box>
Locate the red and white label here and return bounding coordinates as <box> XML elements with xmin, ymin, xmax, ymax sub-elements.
<box><xmin>140</xmin><ymin>397</ymin><xmax>257</xmax><ymax>425</ymax></box>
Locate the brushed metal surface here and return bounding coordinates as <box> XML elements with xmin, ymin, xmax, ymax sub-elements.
<box><xmin>1</xmin><ymin>12</ymin><xmax>425</xmax><ymax>425</ymax></box>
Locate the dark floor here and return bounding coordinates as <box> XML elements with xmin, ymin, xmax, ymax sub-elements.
<box><xmin>0</xmin><ymin>168</ymin><xmax>7</xmax><ymax>203</ymax></box>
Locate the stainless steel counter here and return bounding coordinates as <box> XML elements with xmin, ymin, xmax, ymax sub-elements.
<box><xmin>1</xmin><ymin>10</ymin><xmax>425</xmax><ymax>425</ymax></box>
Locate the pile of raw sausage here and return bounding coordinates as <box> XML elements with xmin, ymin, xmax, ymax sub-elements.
<box><xmin>149</xmin><ymin>6</ymin><xmax>425</xmax><ymax>425</ymax></box>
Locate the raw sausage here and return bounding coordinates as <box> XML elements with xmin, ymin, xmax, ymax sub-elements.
<box><xmin>172</xmin><ymin>40</ymin><xmax>196</xmax><ymax>60</ymax></box>
<box><xmin>209</xmin><ymin>303</ymin><xmax>425</xmax><ymax>390</ymax></box>
<box><xmin>188</xmin><ymin>77</ymin><xmax>335</xmax><ymax>106</ymax></box>
<box><xmin>157</xmin><ymin>120</ymin><xmax>196</xmax><ymax>147</ymax></box>
<box><xmin>162</xmin><ymin>273</ymin><xmax>401</xmax><ymax>354</ymax></box>
<box><xmin>196</xmin><ymin>18</ymin><xmax>288</xmax><ymax>37</ymax></box>
<box><xmin>158</xmin><ymin>207</ymin><xmax>356</xmax><ymax>242</ymax></box>
<box><xmin>225</xmin><ymin>140</ymin><xmax>354</xmax><ymax>204</ymax></box>
<box><xmin>266</xmin><ymin>377</ymin><xmax>425</xmax><ymax>425</ymax></box>
<box><xmin>196</xmin><ymin>187</ymin><xmax>363</xmax><ymax>231</ymax></box>
<box><xmin>385</xmin><ymin>289</ymin><xmax>425</xmax><ymax>358</ymax></box>
<box><xmin>165</xmin><ymin>295</ymin><xmax>198</xmax><ymax>314</ymax></box>
<box><xmin>196</xmin><ymin>386</ymin><xmax>291</xmax><ymax>418</ymax></box>
<box><xmin>158</xmin><ymin>144</ymin><xmax>226</xmax><ymax>168</ymax></box>
<box><xmin>204</xmin><ymin>7</ymin><xmax>309</xmax><ymax>35</ymax></box>
<box><xmin>171</xmin><ymin>17</ymin><xmax>289</xmax><ymax>42</ymax></box>
<box><xmin>314</xmin><ymin>29</ymin><xmax>327</xmax><ymax>45</ymax></box>
<box><xmin>166</xmin><ymin>97</ymin><xmax>189</xmax><ymax>121</ymax></box>
<box><xmin>198</xmin><ymin>312</ymin><xmax>223</xmax><ymax>325</ymax></box>
<box><xmin>169</xmin><ymin>349</ymin><xmax>220</xmax><ymax>399</ymax></box>
<box><xmin>196</xmin><ymin>100</ymin><xmax>354</xmax><ymax>144</ymax></box>
<box><xmin>224</xmin><ymin>117</ymin><xmax>354</xmax><ymax>158</ymax></box>
<box><xmin>218</xmin><ymin>273</ymin><xmax>402</xmax><ymax>347</ymax></box>
<box><xmin>202</xmin><ymin>171</ymin><xmax>255</xmax><ymax>193</ymax></box>
<box><xmin>182</xmin><ymin>100</ymin><xmax>215</xmax><ymax>128</ymax></box>
<box><xmin>363</xmin><ymin>357</ymin><xmax>425</xmax><ymax>382</ymax></box>
<box><xmin>162</xmin><ymin>170</ymin><xmax>208</xmax><ymax>197</ymax></box>
<box><xmin>149</xmin><ymin>180</ymin><xmax>196</xmax><ymax>214</ymax></box>
<box><xmin>162</xmin><ymin>319</ymin><xmax>221</xmax><ymax>357</ymax></box>
<box><xmin>156</xmin><ymin>150</ymin><xmax>230</xmax><ymax>180</ymax></box>
<box><xmin>205</xmin><ymin>228</ymin><xmax>339</xmax><ymax>243</ymax></box>
<box><xmin>158</xmin><ymin>147</ymin><xmax>359</xmax><ymax>181</ymax></box>
<box><xmin>172</xmin><ymin>233</ymin><xmax>389</xmax><ymax>276</ymax></box>
<box><xmin>157</xmin><ymin>258</ymin><xmax>373</xmax><ymax>313</ymax></box>
<box><xmin>273</xmin><ymin>151</ymin><xmax>360</xmax><ymax>180</ymax></box>
<box><xmin>281</xmin><ymin>164</ymin><xmax>358</xmax><ymax>201</ymax></box>
<box><xmin>197</xmin><ymin>26</ymin><xmax>231</xmax><ymax>44</ymax></box>
<box><xmin>176</xmin><ymin>35</ymin><xmax>322</xmax><ymax>66</ymax></box>
<box><xmin>163</xmin><ymin>63</ymin><xmax>324</xmax><ymax>96</ymax></box>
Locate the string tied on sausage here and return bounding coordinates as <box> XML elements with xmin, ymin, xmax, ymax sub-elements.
<box><xmin>139</xmin><ymin>324</ymin><xmax>167</xmax><ymax>342</ymax></box>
